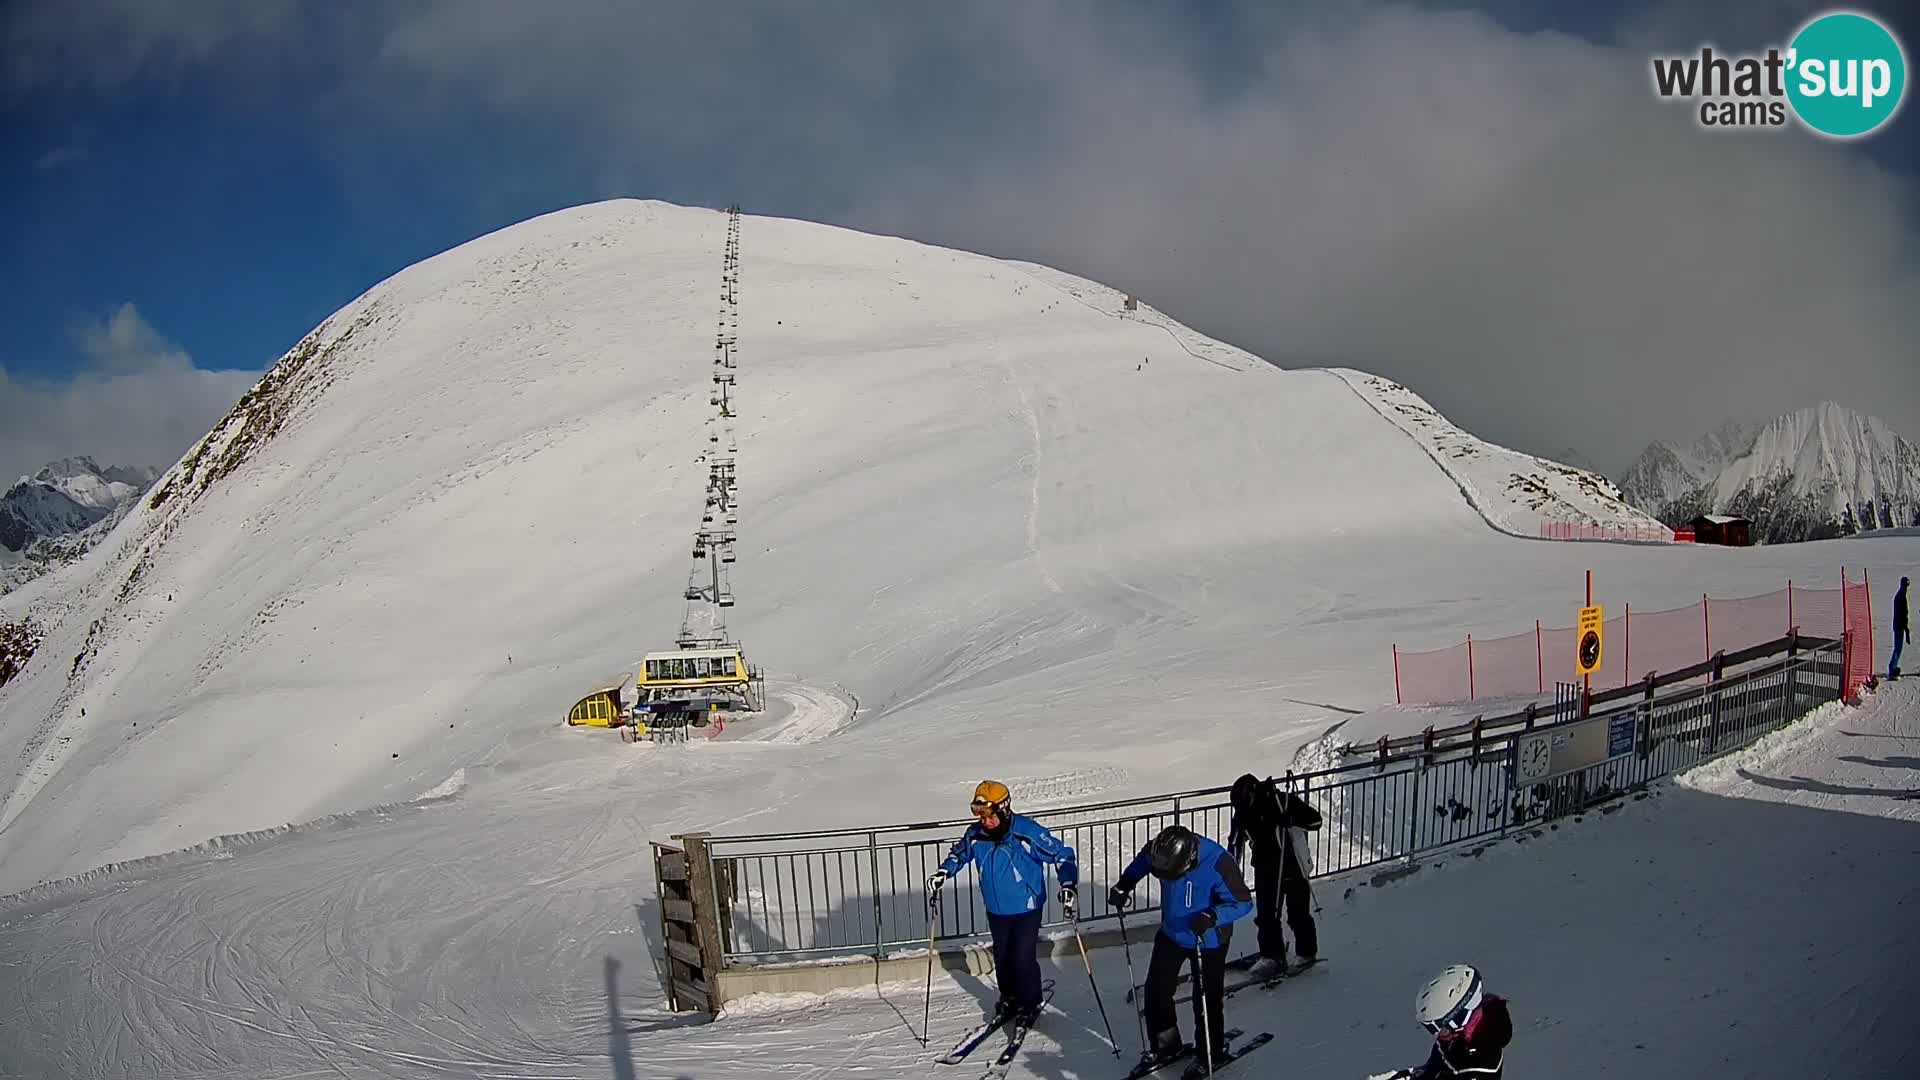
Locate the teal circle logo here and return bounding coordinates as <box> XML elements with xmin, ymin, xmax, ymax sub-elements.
<box><xmin>1785</xmin><ymin>11</ymin><xmax>1907</xmax><ymax>138</ymax></box>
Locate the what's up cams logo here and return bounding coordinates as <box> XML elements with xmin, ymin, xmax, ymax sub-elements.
<box><xmin>1651</xmin><ymin>9</ymin><xmax>1907</xmax><ymax>138</ymax></box>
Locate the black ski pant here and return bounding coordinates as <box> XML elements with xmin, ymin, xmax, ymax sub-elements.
<box><xmin>987</xmin><ymin>909</ymin><xmax>1044</xmax><ymax>1011</ymax></box>
<box><xmin>1144</xmin><ymin>927</ymin><xmax>1229</xmax><ymax>1054</ymax></box>
<box><xmin>1252</xmin><ymin>850</ymin><xmax>1317</xmax><ymax>961</ymax></box>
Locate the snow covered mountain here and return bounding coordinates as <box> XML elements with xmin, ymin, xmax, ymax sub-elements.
<box><xmin>1334</xmin><ymin>372</ymin><xmax>1664</xmax><ymax>537</ymax></box>
<box><xmin>0</xmin><ymin>457</ymin><xmax>161</xmax><ymax>595</ymax></box>
<box><xmin>1616</xmin><ymin>418</ymin><xmax>1758</xmax><ymax>523</ymax></box>
<box><xmin>0</xmin><ymin>197</ymin><xmax>1677</xmax><ymax>895</ymax></box>
<box><xmin>1620</xmin><ymin>405</ymin><xmax>1920</xmax><ymax>542</ymax></box>
<box><xmin>1</xmin><ymin>199</ymin><xmax>1916</xmax><ymax>1080</ymax></box>
<box><xmin>0</xmin><ymin>456</ymin><xmax>159</xmax><ymax>551</ymax></box>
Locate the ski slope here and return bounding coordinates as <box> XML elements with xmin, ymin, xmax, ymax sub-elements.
<box><xmin>1</xmin><ymin>199</ymin><xmax>1917</xmax><ymax>1078</ymax></box>
<box><xmin>2</xmin><ymin>668</ymin><xmax>1913</xmax><ymax>1079</ymax></box>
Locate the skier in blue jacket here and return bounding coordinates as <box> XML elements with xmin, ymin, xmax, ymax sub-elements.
<box><xmin>927</xmin><ymin>780</ymin><xmax>1079</xmax><ymax>1027</ymax></box>
<box><xmin>1108</xmin><ymin>823</ymin><xmax>1253</xmax><ymax>1068</ymax></box>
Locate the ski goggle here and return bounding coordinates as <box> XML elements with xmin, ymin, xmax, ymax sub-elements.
<box><xmin>970</xmin><ymin>798</ymin><xmax>1007</xmax><ymax>818</ymax></box>
<box><xmin>1422</xmin><ymin>995</ymin><xmax>1479</xmax><ymax>1037</ymax></box>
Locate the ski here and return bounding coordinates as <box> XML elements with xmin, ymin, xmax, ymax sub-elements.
<box><xmin>937</xmin><ymin>980</ymin><xmax>1055</xmax><ymax>1065</ymax></box>
<box><xmin>1178</xmin><ymin>1031</ymin><xmax>1273</xmax><ymax>1080</ymax></box>
<box><xmin>1119</xmin><ymin>1030</ymin><xmax>1243</xmax><ymax>1080</ymax></box>
<box><xmin>976</xmin><ymin>984</ymin><xmax>1055</xmax><ymax>1080</ymax></box>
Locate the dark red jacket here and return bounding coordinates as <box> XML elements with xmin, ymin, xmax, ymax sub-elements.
<box><xmin>1409</xmin><ymin>995</ymin><xmax>1511</xmax><ymax>1079</ymax></box>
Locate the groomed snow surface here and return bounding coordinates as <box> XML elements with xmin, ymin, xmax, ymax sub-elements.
<box><xmin>1</xmin><ymin>200</ymin><xmax>1917</xmax><ymax>1077</ymax></box>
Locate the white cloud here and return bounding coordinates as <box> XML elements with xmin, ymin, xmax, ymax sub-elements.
<box><xmin>6</xmin><ymin>1</ymin><xmax>1917</xmax><ymax>475</ymax></box>
<box><xmin>0</xmin><ymin>305</ymin><xmax>260</xmax><ymax>483</ymax></box>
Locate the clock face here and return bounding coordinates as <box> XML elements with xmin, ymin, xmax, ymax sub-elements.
<box><xmin>1579</xmin><ymin>631</ymin><xmax>1601</xmax><ymax>671</ymax></box>
<box><xmin>1518</xmin><ymin>735</ymin><xmax>1551</xmax><ymax>782</ymax></box>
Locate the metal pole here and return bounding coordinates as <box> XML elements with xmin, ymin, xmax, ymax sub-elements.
<box><xmin>1467</xmin><ymin>634</ymin><xmax>1475</xmax><ymax>701</ymax></box>
<box><xmin>1584</xmin><ymin>570</ymin><xmax>1592</xmax><ymax>706</ymax></box>
<box><xmin>1117</xmin><ymin>908</ymin><xmax>1150</xmax><ymax>1052</ymax></box>
<box><xmin>868</xmin><ymin>831</ymin><xmax>884</xmax><ymax>960</ymax></box>
<box><xmin>921</xmin><ymin>892</ymin><xmax>938</xmax><ymax>1046</ymax></box>
<box><xmin>1071</xmin><ymin>918</ymin><xmax>1122</xmax><ymax>1056</ymax></box>
<box><xmin>1193</xmin><ymin>945</ymin><xmax>1213</xmax><ymax>1075</ymax></box>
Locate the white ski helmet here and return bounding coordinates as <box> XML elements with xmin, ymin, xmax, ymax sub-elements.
<box><xmin>1414</xmin><ymin>964</ymin><xmax>1483</xmax><ymax>1034</ymax></box>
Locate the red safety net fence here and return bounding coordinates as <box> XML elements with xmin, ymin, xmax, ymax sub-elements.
<box><xmin>1393</xmin><ymin>572</ymin><xmax>1876</xmax><ymax>705</ymax></box>
<box><xmin>1537</xmin><ymin>522</ymin><xmax>1676</xmax><ymax>543</ymax></box>
<box><xmin>1842</xmin><ymin>569</ymin><xmax>1874</xmax><ymax>703</ymax></box>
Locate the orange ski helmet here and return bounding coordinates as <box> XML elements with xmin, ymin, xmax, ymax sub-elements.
<box><xmin>970</xmin><ymin>780</ymin><xmax>1011</xmax><ymax>819</ymax></box>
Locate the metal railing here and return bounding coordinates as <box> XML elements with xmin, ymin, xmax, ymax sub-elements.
<box><xmin>690</xmin><ymin>637</ymin><xmax>1843</xmax><ymax>968</ymax></box>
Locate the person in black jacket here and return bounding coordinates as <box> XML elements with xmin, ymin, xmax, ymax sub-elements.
<box><xmin>1225</xmin><ymin>773</ymin><xmax>1321</xmax><ymax>978</ymax></box>
<box><xmin>1891</xmin><ymin>576</ymin><xmax>1909</xmax><ymax>680</ymax></box>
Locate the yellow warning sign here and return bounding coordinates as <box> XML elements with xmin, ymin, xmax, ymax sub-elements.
<box><xmin>1575</xmin><ymin>604</ymin><xmax>1604</xmax><ymax>676</ymax></box>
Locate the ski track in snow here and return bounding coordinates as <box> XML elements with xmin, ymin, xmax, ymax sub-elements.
<box><xmin>1</xmin><ymin>200</ymin><xmax>1918</xmax><ymax>1079</ymax></box>
<box><xmin>5</xmin><ymin>682</ymin><xmax>1916</xmax><ymax>1079</ymax></box>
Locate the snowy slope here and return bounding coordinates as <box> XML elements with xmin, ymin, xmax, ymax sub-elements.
<box><xmin>0</xmin><ymin>197</ymin><xmax>1917</xmax><ymax>1080</ymax></box>
<box><xmin>0</xmin><ymin>198</ymin><xmax>1502</xmax><ymax>896</ymax></box>
<box><xmin>1329</xmin><ymin>370</ymin><xmax>1669</xmax><ymax>537</ymax></box>
<box><xmin>2</xmin><ymin>654</ymin><xmax>1912</xmax><ymax>1079</ymax></box>
<box><xmin>1711</xmin><ymin>403</ymin><xmax>1920</xmax><ymax>540</ymax></box>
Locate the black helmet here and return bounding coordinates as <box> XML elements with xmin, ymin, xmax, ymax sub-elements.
<box><xmin>1148</xmin><ymin>825</ymin><xmax>1200</xmax><ymax>880</ymax></box>
<box><xmin>1229</xmin><ymin>773</ymin><xmax>1262</xmax><ymax>811</ymax></box>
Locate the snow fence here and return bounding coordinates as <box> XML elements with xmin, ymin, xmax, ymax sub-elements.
<box><xmin>1394</xmin><ymin>571</ymin><xmax>1876</xmax><ymax>706</ymax></box>
<box><xmin>654</xmin><ymin>635</ymin><xmax>1846</xmax><ymax>1010</ymax></box>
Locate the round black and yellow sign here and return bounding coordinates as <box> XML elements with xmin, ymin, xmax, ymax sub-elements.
<box><xmin>1578</xmin><ymin>629</ymin><xmax>1601</xmax><ymax>672</ymax></box>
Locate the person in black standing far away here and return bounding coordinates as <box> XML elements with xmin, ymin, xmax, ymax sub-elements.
<box><xmin>1226</xmin><ymin>772</ymin><xmax>1322</xmax><ymax>979</ymax></box>
<box><xmin>1890</xmin><ymin>576</ymin><xmax>1909</xmax><ymax>680</ymax></box>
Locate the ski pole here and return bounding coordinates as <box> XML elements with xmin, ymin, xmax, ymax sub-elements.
<box><xmin>921</xmin><ymin>892</ymin><xmax>938</xmax><ymax>1046</ymax></box>
<box><xmin>1069</xmin><ymin>914</ymin><xmax>1122</xmax><ymax>1057</ymax></box>
<box><xmin>1193</xmin><ymin>945</ymin><xmax>1213</xmax><ymax>1076</ymax></box>
<box><xmin>1116</xmin><ymin>908</ymin><xmax>1150</xmax><ymax>1056</ymax></box>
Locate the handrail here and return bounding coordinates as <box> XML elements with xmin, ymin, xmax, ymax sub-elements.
<box><xmin>689</xmin><ymin>633</ymin><xmax>1830</xmax><ymax>849</ymax></box>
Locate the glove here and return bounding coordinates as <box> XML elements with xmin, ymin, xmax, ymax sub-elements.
<box><xmin>1107</xmin><ymin>884</ymin><xmax>1133</xmax><ymax>910</ymax></box>
<box><xmin>1188</xmin><ymin>910</ymin><xmax>1217</xmax><ymax>937</ymax></box>
<box><xmin>926</xmin><ymin>869</ymin><xmax>947</xmax><ymax>909</ymax></box>
<box><xmin>1058</xmin><ymin>885</ymin><xmax>1077</xmax><ymax>920</ymax></box>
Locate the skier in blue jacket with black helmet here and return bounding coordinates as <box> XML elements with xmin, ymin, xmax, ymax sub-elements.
<box><xmin>927</xmin><ymin>780</ymin><xmax>1079</xmax><ymax>1028</ymax></box>
<box><xmin>1108</xmin><ymin>823</ymin><xmax>1253</xmax><ymax>1069</ymax></box>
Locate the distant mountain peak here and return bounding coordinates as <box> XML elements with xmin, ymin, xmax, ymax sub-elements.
<box><xmin>1618</xmin><ymin>403</ymin><xmax>1919</xmax><ymax>542</ymax></box>
<box><xmin>0</xmin><ymin>456</ymin><xmax>164</xmax><ymax>591</ymax></box>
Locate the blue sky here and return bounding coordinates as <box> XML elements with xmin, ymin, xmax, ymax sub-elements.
<box><xmin>2</xmin><ymin>0</ymin><xmax>1916</xmax><ymax>480</ymax></box>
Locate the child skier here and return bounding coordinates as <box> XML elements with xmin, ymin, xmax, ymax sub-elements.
<box><xmin>1370</xmin><ymin>964</ymin><xmax>1512</xmax><ymax>1079</ymax></box>
<box><xmin>926</xmin><ymin>780</ymin><xmax>1079</xmax><ymax>1027</ymax></box>
<box><xmin>1107</xmin><ymin>823</ymin><xmax>1253</xmax><ymax>1070</ymax></box>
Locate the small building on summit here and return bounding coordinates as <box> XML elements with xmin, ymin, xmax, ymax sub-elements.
<box><xmin>1688</xmin><ymin>514</ymin><xmax>1753</xmax><ymax>547</ymax></box>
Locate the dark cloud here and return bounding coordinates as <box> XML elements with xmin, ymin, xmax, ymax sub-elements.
<box><xmin>0</xmin><ymin>305</ymin><xmax>259</xmax><ymax>482</ymax></box>
<box><xmin>5</xmin><ymin>0</ymin><xmax>1915</xmax><ymax>476</ymax></box>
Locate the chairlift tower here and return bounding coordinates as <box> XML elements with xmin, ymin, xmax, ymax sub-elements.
<box><xmin>661</xmin><ymin>202</ymin><xmax>761</xmax><ymax>709</ymax></box>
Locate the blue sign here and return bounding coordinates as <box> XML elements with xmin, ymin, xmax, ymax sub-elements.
<box><xmin>1608</xmin><ymin>711</ymin><xmax>1637</xmax><ymax>757</ymax></box>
